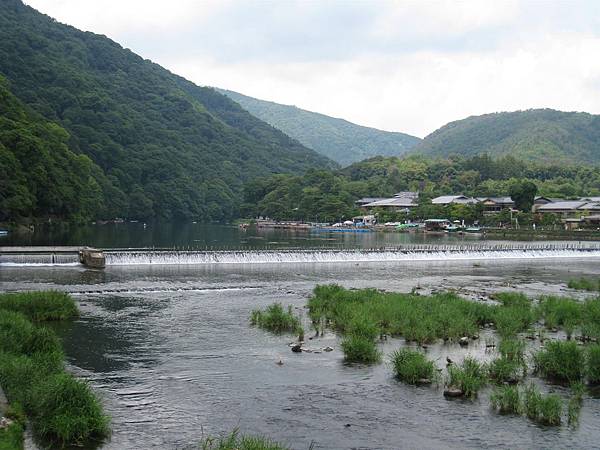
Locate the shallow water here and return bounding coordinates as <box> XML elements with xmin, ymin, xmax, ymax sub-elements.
<box><xmin>3</xmin><ymin>257</ymin><xmax>600</xmax><ymax>449</ymax></box>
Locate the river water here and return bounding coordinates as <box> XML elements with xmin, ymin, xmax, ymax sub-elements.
<box><xmin>2</xmin><ymin>224</ymin><xmax>600</xmax><ymax>449</ymax></box>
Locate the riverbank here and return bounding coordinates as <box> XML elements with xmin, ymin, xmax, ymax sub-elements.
<box><xmin>0</xmin><ymin>292</ymin><xmax>109</xmax><ymax>448</ymax></box>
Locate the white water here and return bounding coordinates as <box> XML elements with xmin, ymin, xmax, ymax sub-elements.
<box><xmin>105</xmin><ymin>248</ymin><xmax>600</xmax><ymax>265</ymax></box>
<box><xmin>0</xmin><ymin>254</ymin><xmax>79</xmax><ymax>266</ymax></box>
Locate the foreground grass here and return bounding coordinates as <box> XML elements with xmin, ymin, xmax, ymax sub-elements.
<box><xmin>0</xmin><ymin>292</ymin><xmax>109</xmax><ymax>448</ymax></box>
<box><xmin>200</xmin><ymin>429</ymin><xmax>290</xmax><ymax>450</ymax></box>
<box><xmin>0</xmin><ymin>291</ymin><xmax>78</xmax><ymax>322</ymax></box>
<box><xmin>250</xmin><ymin>304</ymin><xmax>302</xmax><ymax>335</ymax></box>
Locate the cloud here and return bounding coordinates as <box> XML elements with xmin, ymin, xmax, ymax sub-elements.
<box><xmin>22</xmin><ymin>0</ymin><xmax>600</xmax><ymax>137</ymax></box>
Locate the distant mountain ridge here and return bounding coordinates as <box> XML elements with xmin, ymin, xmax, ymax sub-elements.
<box><xmin>412</xmin><ymin>109</ymin><xmax>600</xmax><ymax>164</ymax></box>
<box><xmin>217</xmin><ymin>88</ymin><xmax>421</xmax><ymax>166</ymax></box>
<box><xmin>0</xmin><ymin>0</ymin><xmax>333</xmax><ymax>222</ymax></box>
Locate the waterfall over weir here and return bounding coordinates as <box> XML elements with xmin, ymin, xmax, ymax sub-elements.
<box><xmin>105</xmin><ymin>242</ymin><xmax>600</xmax><ymax>266</ymax></box>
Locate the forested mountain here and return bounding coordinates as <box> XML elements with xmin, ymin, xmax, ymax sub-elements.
<box><xmin>0</xmin><ymin>0</ymin><xmax>334</xmax><ymax>222</ymax></box>
<box><xmin>413</xmin><ymin>109</ymin><xmax>600</xmax><ymax>164</ymax></box>
<box><xmin>0</xmin><ymin>76</ymin><xmax>110</xmax><ymax>222</ymax></box>
<box><xmin>218</xmin><ymin>89</ymin><xmax>421</xmax><ymax>166</ymax></box>
<box><xmin>243</xmin><ymin>154</ymin><xmax>600</xmax><ymax>222</ymax></box>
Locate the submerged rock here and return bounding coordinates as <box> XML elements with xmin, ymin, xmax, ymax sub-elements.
<box><xmin>417</xmin><ymin>378</ymin><xmax>432</xmax><ymax>385</ymax></box>
<box><xmin>291</xmin><ymin>344</ymin><xmax>302</xmax><ymax>353</ymax></box>
<box><xmin>324</xmin><ymin>346</ymin><xmax>334</xmax><ymax>352</ymax></box>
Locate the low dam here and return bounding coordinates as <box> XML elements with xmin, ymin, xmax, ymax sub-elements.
<box><xmin>3</xmin><ymin>242</ymin><xmax>600</xmax><ymax>267</ymax></box>
<box><xmin>0</xmin><ymin>246</ymin><xmax>105</xmax><ymax>268</ymax></box>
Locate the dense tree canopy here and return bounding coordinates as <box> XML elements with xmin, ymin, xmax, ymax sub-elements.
<box><xmin>243</xmin><ymin>155</ymin><xmax>600</xmax><ymax>222</ymax></box>
<box><xmin>0</xmin><ymin>0</ymin><xmax>334</xmax><ymax>223</ymax></box>
<box><xmin>412</xmin><ymin>109</ymin><xmax>600</xmax><ymax>164</ymax></box>
<box><xmin>0</xmin><ymin>77</ymin><xmax>108</xmax><ymax>222</ymax></box>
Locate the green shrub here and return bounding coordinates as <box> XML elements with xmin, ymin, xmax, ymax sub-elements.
<box><xmin>568</xmin><ymin>381</ymin><xmax>585</xmax><ymax>427</ymax></box>
<box><xmin>534</xmin><ymin>341</ymin><xmax>584</xmax><ymax>382</ymax></box>
<box><xmin>347</xmin><ymin>317</ymin><xmax>380</xmax><ymax>341</ymax></box>
<box><xmin>200</xmin><ymin>429</ymin><xmax>289</xmax><ymax>450</ymax></box>
<box><xmin>390</xmin><ymin>349</ymin><xmax>435</xmax><ymax>384</ymax></box>
<box><xmin>490</xmin><ymin>385</ymin><xmax>520</xmax><ymax>414</ymax></box>
<box><xmin>586</xmin><ymin>344</ymin><xmax>600</xmax><ymax>384</ymax></box>
<box><xmin>250</xmin><ymin>304</ymin><xmax>301</xmax><ymax>334</ymax></box>
<box><xmin>447</xmin><ymin>357</ymin><xmax>487</xmax><ymax>398</ymax></box>
<box><xmin>0</xmin><ymin>291</ymin><xmax>78</xmax><ymax>321</ymax></box>
<box><xmin>341</xmin><ymin>335</ymin><xmax>381</xmax><ymax>364</ymax></box>
<box><xmin>31</xmin><ymin>373</ymin><xmax>109</xmax><ymax>447</ymax></box>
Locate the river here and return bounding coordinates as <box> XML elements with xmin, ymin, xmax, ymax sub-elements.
<box><xmin>2</xmin><ymin>223</ymin><xmax>600</xmax><ymax>449</ymax></box>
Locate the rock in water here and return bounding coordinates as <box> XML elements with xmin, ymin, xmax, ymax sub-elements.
<box><xmin>459</xmin><ymin>337</ymin><xmax>469</xmax><ymax>346</ymax></box>
<box><xmin>443</xmin><ymin>388</ymin><xmax>464</xmax><ymax>398</ymax></box>
<box><xmin>291</xmin><ymin>344</ymin><xmax>302</xmax><ymax>353</ymax></box>
<box><xmin>324</xmin><ymin>346</ymin><xmax>334</xmax><ymax>352</ymax></box>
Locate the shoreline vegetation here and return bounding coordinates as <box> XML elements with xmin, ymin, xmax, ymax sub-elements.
<box><xmin>252</xmin><ymin>284</ymin><xmax>600</xmax><ymax>429</ymax></box>
<box><xmin>0</xmin><ymin>291</ymin><xmax>109</xmax><ymax>449</ymax></box>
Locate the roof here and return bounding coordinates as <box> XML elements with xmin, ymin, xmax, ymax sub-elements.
<box><xmin>537</xmin><ymin>201</ymin><xmax>587</xmax><ymax>211</ymax></box>
<box><xmin>363</xmin><ymin>197</ymin><xmax>416</xmax><ymax>208</ymax></box>
<box><xmin>355</xmin><ymin>197</ymin><xmax>387</xmax><ymax>204</ymax></box>
<box><xmin>394</xmin><ymin>191</ymin><xmax>419</xmax><ymax>199</ymax></box>
<box><xmin>425</xmin><ymin>218</ymin><xmax>450</xmax><ymax>223</ymax></box>
<box><xmin>431</xmin><ymin>195</ymin><xmax>475</xmax><ymax>204</ymax></box>
<box><xmin>476</xmin><ymin>197</ymin><xmax>514</xmax><ymax>204</ymax></box>
<box><xmin>580</xmin><ymin>202</ymin><xmax>600</xmax><ymax>210</ymax></box>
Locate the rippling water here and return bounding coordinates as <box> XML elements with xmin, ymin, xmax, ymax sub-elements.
<box><xmin>3</xmin><ymin>257</ymin><xmax>600</xmax><ymax>449</ymax></box>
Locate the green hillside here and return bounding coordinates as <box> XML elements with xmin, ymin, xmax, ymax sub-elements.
<box><xmin>218</xmin><ymin>89</ymin><xmax>421</xmax><ymax>166</ymax></box>
<box><xmin>0</xmin><ymin>76</ymin><xmax>110</xmax><ymax>222</ymax></box>
<box><xmin>413</xmin><ymin>109</ymin><xmax>600</xmax><ymax>164</ymax></box>
<box><xmin>0</xmin><ymin>0</ymin><xmax>334</xmax><ymax>222</ymax></box>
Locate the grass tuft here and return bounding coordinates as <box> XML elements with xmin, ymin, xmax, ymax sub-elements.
<box><xmin>522</xmin><ymin>383</ymin><xmax>562</xmax><ymax>426</ymax></box>
<box><xmin>200</xmin><ymin>428</ymin><xmax>290</xmax><ymax>450</ymax></box>
<box><xmin>568</xmin><ymin>278</ymin><xmax>600</xmax><ymax>292</ymax></box>
<box><xmin>490</xmin><ymin>385</ymin><xmax>520</xmax><ymax>414</ymax></box>
<box><xmin>447</xmin><ymin>357</ymin><xmax>487</xmax><ymax>399</ymax></box>
<box><xmin>534</xmin><ymin>340</ymin><xmax>584</xmax><ymax>383</ymax></box>
<box><xmin>30</xmin><ymin>373</ymin><xmax>109</xmax><ymax>447</ymax></box>
<box><xmin>390</xmin><ymin>349</ymin><xmax>435</xmax><ymax>384</ymax></box>
<box><xmin>250</xmin><ymin>303</ymin><xmax>302</xmax><ymax>335</ymax></box>
<box><xmin>341</xmin><ymin>335</ymin><xmax>381</xmax><ymax>364</ymax></box>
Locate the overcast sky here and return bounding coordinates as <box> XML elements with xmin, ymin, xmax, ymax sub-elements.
<box><xmin>24</xmin><ymin>0</ymin><xmax>600</xmax><ymax>137</ymax></box>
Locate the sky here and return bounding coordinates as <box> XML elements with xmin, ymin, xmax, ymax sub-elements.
<box><xmin>24</xmin><ymin>0</ymin><xmax>600</xmax><ymax>138</ymax></box>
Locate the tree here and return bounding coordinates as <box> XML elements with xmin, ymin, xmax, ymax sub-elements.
<box><xmin>509</xmin><ymin>181</ymin><xmax>538</xmax><ymax>211</ymax></box>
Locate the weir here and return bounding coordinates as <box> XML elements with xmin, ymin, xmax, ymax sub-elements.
<box><xmin>2</xmin><ymin>242</ymin><xmax>600</xmax><ymax>267</ymax></box>
<box><xmin>0</xmin><ymin>246</ymin><xmax>105</xmax><ymax>268</ymax></box>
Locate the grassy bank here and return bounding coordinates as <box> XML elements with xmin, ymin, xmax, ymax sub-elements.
<box><xmin>0</xmin><ymin>291</ymin><xmax>109</xmax><ymax>448</ymax></box>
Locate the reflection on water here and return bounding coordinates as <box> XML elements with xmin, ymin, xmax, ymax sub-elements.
<box><xmin>3</xmin><ymin>221</ymin><xmax>482</xmax><ymax>249</ymax></box>
<box><xmin>2</xmin><ymin>258</ymin><xmax>596</xmax><ymax>449</ymax></box>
